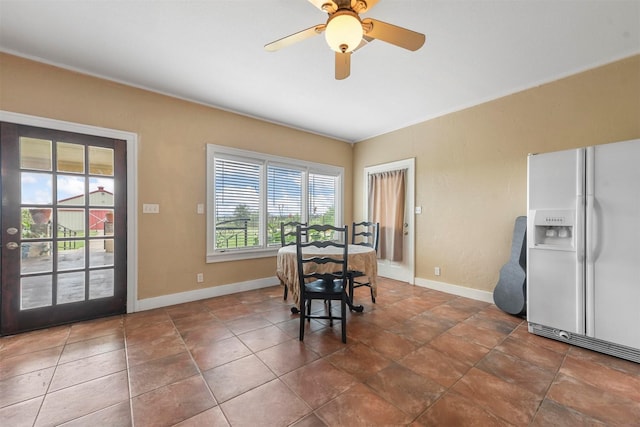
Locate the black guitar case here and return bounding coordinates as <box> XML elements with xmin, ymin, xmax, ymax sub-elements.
<box><xmin>493</xmin><ymin>216</ymin><xmax>527</xmax><ymax>316</ymax></box>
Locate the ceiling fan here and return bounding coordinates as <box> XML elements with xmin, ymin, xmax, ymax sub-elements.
<box><xmin>264</xmin><ymin>0</ymin><xmax>425</xmax><ymax>80</ymax></box>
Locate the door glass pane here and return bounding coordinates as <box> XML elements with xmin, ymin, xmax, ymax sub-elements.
<box><xmin>57</xmin><ymin>175</ymin><xmax>86</xmax><ymax>205</ymax></box>
<box><xmin>57</xmin><ymin>142</ymin><xmax>85</xmax><ymax>173</ymax></box>
<box><xmin>21</xmin><ymin>275</ymin><xmax>52</xmax><ymax>309</ymax></box>
<box><xmin>21</xmin><ymin>207</ymin><xmax>53</xmax><ymax>239</ymax></box>
<box><xmin>57</xmin><ymin>208</ymin><xmax>85</xmax><ymax>238</ymax></box>
<box><xmin>21</xmin><ymin>172</ymin><xmax>53</xmax><ymax>204</ymax></box>
<box><xmin>89</xmin><ymin>178</ymin><xmax>114</xmax><ymax>207</ymax></box>
<box><xmin>89</xmin><ymin>146</ymin><xmax>114</xmax><ymax>176</ymax></box>
<box><xmin>91</xmin><ymin>239</ymin><xmax>114</xmax><ymax>267</ymax></box>
<box><xmin>20</xmin><ymin>137</ymin><xmax>52</xmax><ymax>171</ymax></box>
<box><xmin>90</xmin><ymin>269</ymin><xmax>114</xmax><ymax>299</ymax></box>
<box><xmin>21</xmin><ymin>242</ymin><xmax>53</xmax><ymax>274</ymax></box>
<box><xmin>57</xmin><ymin>272</ymin><xmax>85</xmax><ymax>304</ymax></box>
<box><xmin>58</xmin><ymin>240</ymin><xmax>85</xmax><ymax>270</ymax></box>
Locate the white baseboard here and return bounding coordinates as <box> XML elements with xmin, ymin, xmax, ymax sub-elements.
<box><xmin>414</xmin><ymin>278</ymin><xmax>494</xmax><ymax>304</ymax></box>
<box><xmin>136</xmin><ymin>277</ymin><xmax>279</xmax><ymax>312</ymax></box>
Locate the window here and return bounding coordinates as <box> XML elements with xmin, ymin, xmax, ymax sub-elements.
<box><xmin>207</xmin><ymin>145</ymin><xmax>343</xmax><ymax>262</ymax></box>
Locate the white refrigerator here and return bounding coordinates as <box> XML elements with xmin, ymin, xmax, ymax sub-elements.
<box><xmin>527</xmin><ymin>138</ymin><xmax>640</xmax><ymax>363</ymax></box>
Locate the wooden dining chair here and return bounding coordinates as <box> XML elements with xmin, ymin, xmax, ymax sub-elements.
<box><xmin>296</xmin><ymin>224</ymin><xmax>349</xmax><ymax>343</ymax></box>
<box><xmin>349</xmin><ymin>221</ymin><xmax>379</xmax><ymax>303</ymax></box>
<box><xmin>280</xmin><ymin>221</ymin><xmax>306</xmax><ymax>300</ymax></box>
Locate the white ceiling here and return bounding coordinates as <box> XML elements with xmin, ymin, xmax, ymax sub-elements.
<box><xmin>1</xmin><ymin>1</ymin><xmax>638</xmax><ymax>142</ymax></box>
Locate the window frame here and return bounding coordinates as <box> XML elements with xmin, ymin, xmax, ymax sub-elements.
<box><xmin>206</xmin><ymin>144</ymin><xmax>344</xmax><ymax>263</ymax></box>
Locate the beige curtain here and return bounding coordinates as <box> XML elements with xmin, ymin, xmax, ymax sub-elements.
<box><xmin>368</xmin><ymin>169</ymin><xmax>405</xmax><ymax>262</ymax></box>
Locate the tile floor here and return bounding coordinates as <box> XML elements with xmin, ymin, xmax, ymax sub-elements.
<box><xmin>1</xmin><ymin>278</ymin><xmax>639</xmax><ymax>426</ymax></box>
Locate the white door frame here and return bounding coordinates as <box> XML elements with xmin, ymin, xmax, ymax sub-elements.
<box><xmin>1</xmin><ymin>110</ymin><xmax>139</xmax><ymax>312</ymax></box>
<box><xmin>363</xmin><ymin>158</ymin><xmax>415</xmax><ymax>284</ymax></box>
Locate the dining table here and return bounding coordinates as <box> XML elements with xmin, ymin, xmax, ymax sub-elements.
<box><xmin>276</xmin><ymin>243</ymin><xmax>378</xmax><ymax>313</ymax></box>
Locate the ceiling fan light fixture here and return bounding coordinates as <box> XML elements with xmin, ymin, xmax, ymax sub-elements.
<box><xmin>324</xmin><ymin>11</ymin><xmax>363</xmax><ymax>53</ymax></box>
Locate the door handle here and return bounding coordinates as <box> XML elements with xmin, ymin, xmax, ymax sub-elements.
<box><xmin>7</xmin><ymin>227</ymin><xmax>18</xmax><ymax>235</ymax></box>
<box><xmin>6</xmin><ymin>242</ymin><xmax>19</xmax><ymax>250</ymax></box>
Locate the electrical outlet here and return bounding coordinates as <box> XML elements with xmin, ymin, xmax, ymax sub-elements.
<box><xmin>434</xmin><ymin>267</ymin><xmax>441</xmax><ymax>276</ymax></box>
<box><xmin>196</xmin><ymin>273</ymin><xmax>204</xmax><ymax>283</ymax></box>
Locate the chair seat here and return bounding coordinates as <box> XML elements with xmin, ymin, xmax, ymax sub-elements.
<box><xmin>304</xmin><ymin>279</ymin><xmax>345</xmax><ymax>294</ymax></box>
<box><xmin>349</xmin><ymin>270</ymin><xmax>366</xmax><ymax>278</ymax></box>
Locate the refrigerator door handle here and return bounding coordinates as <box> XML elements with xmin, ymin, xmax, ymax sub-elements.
<box><xmin>575</xmin><ymin>148</ymin><xmax>586</xmax><ymax>335</ymax></box>
<box><xmin>585</xmin><ymin>146</ymin><xmax>595</xmax><ymax>336</ymax></box>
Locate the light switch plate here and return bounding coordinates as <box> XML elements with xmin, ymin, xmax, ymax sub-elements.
<box><xmin>197</xmin><ymin>203</ymin><xmax>205</xmax><ymax>214</ymax></box>
<box><xmin>143</xmin><ymin>203</ymin><xmax>160</xmax><ymax>214</ymax></box>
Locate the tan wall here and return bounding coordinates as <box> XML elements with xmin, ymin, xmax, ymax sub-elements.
<box><xmin>0</xmin><ymin>53</ymin><xmax>353</xmax><ymax>299</ymax></box>
<box><xmin>354</xmin><ymin>55</ymin><xmax>640</xmax><ymax>293</ymax></box>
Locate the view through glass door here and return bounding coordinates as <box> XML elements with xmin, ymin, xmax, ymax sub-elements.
<box><xmin>0</xmin><ymin>123</ymin><xmax>127</xmax><ymax>335</ymax></box>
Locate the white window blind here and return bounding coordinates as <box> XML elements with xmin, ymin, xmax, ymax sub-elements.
<box><xmin>267</xmin><ymin>165</ymin><xmax>303</xmax><ymax>246</ymax></box>
<box><xmin>214</xmin><ymin>157</ymin><xmax>261</xmax><ymax>250</ymax></box>
<box><xmin>207</xmin><ymin>144</ymin><xmax>343</xmax><ymax>262</ymax></box>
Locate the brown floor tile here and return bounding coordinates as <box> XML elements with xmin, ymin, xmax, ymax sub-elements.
<box><xmin>129</xmin><ymin>351</ymin><xmax>199</xmax><ymax>397</ymax></box>
<box><xmin>325</xmin><ymin>342</ymin><xmax>392</xmax><ymax>381</ymax></box>
<box><xmin>428</xmin><ymin>332</ymin><xmax>491</xmax><ymax>367</ymax></box>
<box><xmin>256</xmin><ymin>338</ymin><xmax>320</xmax><ymax>376</ymax></box>
<box><xmin>451</xmin><ymin>367</ymin><xmax>542</xmax><ymax>425</ymax></box>
<box><xmin>0</xmin><ymin>326</ymin><xmax>69</xmax><ymax>357</ymax></box>
<box><xmin>203</xmin><ymin>354</ymin><xmax>275</xmax><ymax>403</ymax></box>
<box><xmin>236</xmin><ymin>324</ymin><xmax>291</xmax><ymax>352</ymax></box>
<box><xmin>221</xmin><ymin>379</ymin><xmax>311</xmax><ymax>426</ymax></box>
<box><xmin>494</xmin><ymin>335</ymin><xmax>565</xmax><ymax>372</ymax></box>
<box><xmin>399</xmin><ymin>345</ymin><xmax>470</xmax><ymax>388</ymax></box>
<box><xmin>315</xmin><ymin>382</ymin><xmax>413</xmax><ymax>425</ymax></box>
<box><xmin>123</xmin><ymin>309</ymin><xmax>172</xmax><ymax>331</ymax></box>
<box><xmin>225</xmin><ymin>314</ymin><xmax>273</xmax><ymax>335</ymax></box>
<box><xmin>124</xmin><ymin>320</ymin><xmax>177</xmax><ymax>347</ymax></box>
<box><xmin>531</xmin><ymin>398</ymin><xmax>607</xmax><ymax>426</ymax></box>
<box><xmin>173</xmin><ymin>406</ymin><xmax>230</xmax><ymax>427</ymax></box>
<box><xmin>282</xmin><ymin>359</ymin><xmax>357</xmax><ymax>409</ymax></box>
<box><xmin>0</xmin><ymin>345</ymin><xmax>63</xmax><ymax>380</ymax></box>
<box><xmin>357</xmin><ymin>329</ymin><xmax>418</xmax><ymax>361</ymax></box>
<box><xmin>365</xmin><ymin>363</ymin><xmax>446</xmax><ymax>418</ymax></box>
<box><xmin>66</xmin><ymin>315</ymin><xmax>123</xmax><ymax>344</ymax></box>
<box><xmin>560</xmin><ymin>354</ymin><xmax>640</xmax><ymax>403</ymax></box>
<box><xmin>34</xmin><ymin>371</ymin><xmax>129</xmax><ymax>427</ymax></box>
<box><xmin>2</xmin><ymin>279</ymin><xmax>639</xmax><ymax>427</ymax></box>
<box><xmin>189</xmin><ymin>336</ymin><xmax>252</xmax><ymax>371</ymax></box>
<box><xmin>0</xmin><ymin>367</ymin><xmax>55</xmax><ymax>408</ymax></box>
<box><xmin>291</xmin><ymin>413</ymin><xmax>328</xmax><ymax>427</ymax></box>
<box><xmin>546</xmin><ymin>373</ymin><xmax>640</xmax><ymax>425</ymax></box>
<box><xmin>567</xmin><ymin>345</ymin><xmax>640</xmax><ymax>376</ymax></box>
<box><xmin>58</xmin><ymin>401</ymin><xmax>132</xmax><ymax>427</ymax></box>
<box><xmin>0</xmin><ymin>396</ymin><xmax>43</xmax><ymax>427</ymax></box>
<box><xmin>58</xmin><ymin>332</ymin><xmax>125</xmax><ymax>364</ymax></box>
<box><xmin>126</xmin><ymin>334</ymin><xmax>188</xmax><ymax>367</ymax></box>
<box><xmin>476</xmin><ymin>349</ymin><xmax>556</xmax><ymax>396</ymax></box>
<box><xmin>172</xmin><ymin>311</ymin><xmax>220</xmax><ymax>334</ymax></box>
<box><xmin>415</xmin><ymin>390</ymin><xmax>512</xmax><ymax>426</ymax></box>
<box><xmin>49</xmin><ymin>348</ymin><xmax>127</xmax><ymax>392</ymax></box>
<box><xmin>389</xmin><ymin>312</ymin><xmax>455</xmax><ymax>344</ymax></box>
<box><xmin>131</xmin><ymin>375</ymin><xmax>216</xmax><ymax>427</ymax></box>
<box><xmin>180</xmin><ymin>321</ymin><xmax>234</xmax><ymax>350</ymax></box>
<box><xmin>446</xmin><ymin>321</ymin><xmax>508</xmax><ymax>349</ymax></box>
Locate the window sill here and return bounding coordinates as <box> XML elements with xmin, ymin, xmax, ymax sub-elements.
<box><xmin>206</xmin><ymin>247</ymin><xmax>280</xmax><ymax>263</ymax></box>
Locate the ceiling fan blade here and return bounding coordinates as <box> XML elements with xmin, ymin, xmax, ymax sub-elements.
<box><xmin>362</xmin><ymin>18</ymin><xmax>425</xmax><ymax>51</ymax></box>
<box><xmin>351</xmin><ymin>0</ymin><xmax>379</xmax><ymax>14</ymax></box>
<box><xmin>335</xmin><ymin>51</ymin><xmax>351</xmax><ymax>80</ymax></box>
<box><xmin>264</xmin><ymin>25</ymin><xmax>325</xmax><ymax>52</ymax></box>
<box><xmin>308</xmin><ymin>0</ymin><xmax>338</xmax><ymax>13</ymax></box>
